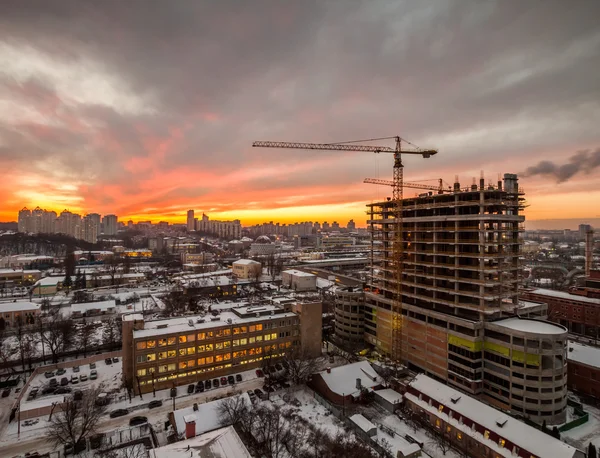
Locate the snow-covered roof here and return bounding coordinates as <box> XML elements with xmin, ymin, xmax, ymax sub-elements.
<box><xmin>492</xmin><ymin>317</ymin><xmax>566</xmax><ymax>335</ymax></box>
<box><xmin>71</xmin><ymin>300</ymin><xmax>116</xmax><ymax>313</ymax></box>
<box><xmin>232</xmin><ymin>259</ymin><xmax>260</xmax><ymax>266</ymax></box>
<box><xmin>373</xmin><ymin>429</ymin><xmax>421</xmax><ymax>457</ymax></box>
<box><xmin>528</xmin><ymin>288</ymin><xmax>600</xmax><ymax>305</ymax></box>
<box><xmin>317</xmin><ymin>361</ymin><xmax>380</xmax><ymax>397</ymax></box>
<box><xmin>134</xmin><ymin>309</ymin><xmax>296</xmax><ymax>339</ymax></box>
<box><xmin>568</xmin><ymin>342</ymin><xmax>600</xmax><ymax>369</ymax></box>
<box><xmin>172</xmin><ymin>394</ymin><xmax>251</xmax><ymax>437</ymax></box>
<box><xmin>34</xmin><ymin>276</ymin><xmax>65</xmax><ymax>286</ymax></box>
<box><xmin>374</xmin><ymin>388</ymin><xmax>403</xmax><ymax>405</ymax></box>
<box><xmin>408</xmin><ymin>374</ymin><xmax>581</xmax><ymax>458</ymax></box>
<box><xmin>282</xmin><ymin>269</ymin><xmax>316</xmax><ymax>277</ymax></box>
<box><xmin>151</xmin><ymin>425</ymin><xmax>251</xmax><ymax>458</ymax></box>
<box><xmin>349</xmin><ymin>414</ymin><xmax>376</xmax><ymax>433</ymax></box>
<box><xmin>0</xmin><ymin>301</ymin><xmax>40</xmax><ymax>313</ymax></box>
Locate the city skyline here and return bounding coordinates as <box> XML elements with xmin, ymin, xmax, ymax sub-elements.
<box><xmin>0</xmin><ymin>2</ymin><xmax>599</xmax><ymax>228</ymax></box>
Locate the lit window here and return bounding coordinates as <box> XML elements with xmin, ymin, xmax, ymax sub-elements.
<box><xmin>198</xmin><ymin>332</ymin><xmax>205</xmax><ymax>340</ymax></box>
<box><xmin>147</xmin><ymin>353</ymin><xmax>156</xmax><ymax>361</ymax></box>
<box><xmin>435</xmin><ymin>419</ymin><xmax>441</xmax><ymax>429</ymax></box>
<box><xmin>216</xmin><ymin>355</ymin><xmax>223</xmax><ymax>362</ymax></box>
<box><xmin>233</xmin><ymin>327</ymin><xmax>240</xmax><ymax>335</ymax></box>
<box><xmin>457</xmin><ymin>432</ymin><xmax>462</xmax><ymax>441</ymax></box>
<box><xmin>206</xmin><ymin>331</ymin><xmax>213</xmax><ymax>338</ymax></box>
<box><xmin>216</xmin><ymin>342</ymin><xmax>223</xmax><ymax>350</ymax></box>
<box><xmin>446</xmin><ymin>425</ymin><xmax>451</xmax><ymax>433</ymax></box>
<box><xmin>198</xmin><ymin>358</ymin><xmax>205</xmax><ymax>366</ymax></box>
<box><xmin>484</xmin><ymin>430</ymin><xmax>490</xmax><ymax>440</ymax></box>
<box><xmin>438</xmin><ymin>404</ymin><xmax>444</xmax><ymax>413</ymax></box>
<box><xmin>223</xmin><ymin>329</ymin><xmax>231</xmax><ymax>336</ymax></box>
<box><xmin>215</xmin><ymin>329</ymin><xmax>223</xmax><ymax>337</ymax></box>
<box><xmin>240</xmin><ymin>326</ymin><xmax>247</xmax><ymax>333</ymax></box>
<box><xmin>187</xmin><ymin>347</ymin><xmax>195</xmax><ymax>355</ymax></box>
<box><xmin>233</xmin><ymin>340</ymin><xmax>239</xmax><ymax>347</ymax></box>
<box><xmin>223</xmin><ymin>353</ymin><xmax>231</xmax><ymax>360</ymax></box>
<box><xmin>179</xmin><ymin>335</ymin><xmax>187</xmax><ymax>344</ymax></box>
<box><xmin>206</xmin><ymin>356</ymin><xmax>213</xmax><ymax>364</ymax></box>
<box><xmin>499</xmin><ymin>438</ymin><xmax>505</xmax><ymax>448</ymax></box>
<box><xmin>187</xmin><ymin>359</ymin><xmax>195</xmax><ymax>367</ymax></box>
<box><xmin>256</xmin><ymin>335</ymin><xmax>263</xmax><ymax>342</ymax></box>
<box><xmin>136</xmin><ymin>342</ymin><xmax>146</xmax><ymax>350</ymax></box>
<box><xmin>285</xmin><ymin>342</ymin><xmax>291</xmax><ymax>348</ymax></box>
<box><xmin>271</xmin><ymin>333</ymin><xmax>277</xmax><ymax>340</ymax></box>
<box><xmin>137</xmin><ymin>369</ymin><xmax>147</xmax><ymax>377</ymax></box>
<box><xmin>187</xmin><ymin>334</ymin><xmax>195</xmax><ymax>342</ymax></box>
<box><xmin>249</xmin><ymin>337</ymin><xmax>256</xmax><ymax>344</ymax></box>
<box><xmin>167</xmin><ymin>350</ymin><xmax>176</xmax><ymax>358</ymax></box>
<box><xmin>256</xmin><ymin>324</ymin><xmax>263</xmax><ymax>331</ymax></box>
<box><xmin>198</xmin><ymin>345</ymin><xmax>205</xmax><ymax>353</ymax></box>
<box><xmin>167</xmin><ymin>364</ymin><xmax>176</xmax><ymax>371</ymax></box>
<box><xmin>223</xmin><ymin>341</ymin><xmax>231</xmax><ymax>348</ymax></box>
<box><xmin>179</xmin><ymin>361</ymin><xmax>188</xmax><ymax>370</ymax></box>
<box><xmin>158</xmin><ymin>352</ymin><xmax>168</xmax><ymax>360</ymax></box>
<box><xmin>178</xmin><ymin>348</ymin><xmax>186</xmax><ymax>357</ymax></box>
<box><xmin>205</xmin><ymin>344</ymin><xmax>213</xmax><ymax>351</ymax></box>
<box><xmin>264</xmin><ymin>334</ymin><xmax>271</xmax><ymax>341</ymax></box>
<box><xmin>158</xmin><ymin>339</ymin><xmax>167</xmax><ymax>347</ymax></box>
<box><xmin>158</xmin><ymin>365</ymin><xmax>167</xmax><ymax>373</ymax></box>
<box><xmin>167</xmin><ymin>337</ymin><xmax>176</xmax><ymax>345</ymax></box>
<box><xmin>240</xmin><ymin>338</ymin><xmax>247</xmax><ymax>345</ymax></box>
<box><xmin>249</xmin><ymin>325</ymin><xmax>256</xmax><ymax>332</ymax></box>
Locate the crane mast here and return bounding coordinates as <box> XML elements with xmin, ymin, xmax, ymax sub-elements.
<box><xmin>252</xmin><ymin>136</ymin><xmax>438</xmax><ymax>365</ymax></box>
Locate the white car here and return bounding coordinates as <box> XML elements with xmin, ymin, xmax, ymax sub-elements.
<box><xmin>71</xmin><ymin>376</ymin><xmax>79</xmax><ymax>384</ymax></box>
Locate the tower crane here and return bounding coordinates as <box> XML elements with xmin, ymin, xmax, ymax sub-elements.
<box><xmin>364</xmin><ymin>178</ymin><xmax>451</xmax><ymax>194</ymax></box>
<box><xmin>252</xmin><ymin>136</ymin><xmax>438</xmax><ymax>364</ymax></box>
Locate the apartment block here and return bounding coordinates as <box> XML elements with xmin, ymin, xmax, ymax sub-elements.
<box><xmin>122</xmin><ymin>300</ymin><xmax>320</xmax><ymax>394</ymax></box>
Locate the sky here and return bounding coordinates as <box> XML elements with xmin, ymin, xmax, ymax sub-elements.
<box><xmin>0</xmin><ymin>1</ymin><xmax>599</xmax><ymax>229</ymax></box>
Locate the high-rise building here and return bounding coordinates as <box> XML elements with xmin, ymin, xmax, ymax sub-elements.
<box><xmin>18</xmin><ymin>207</ymin><xmax>31</xmax><ymax>232</ymax></box>
<box><xmin>347</xmin><ymin>219</ymin><xmax>356</xmax><ymax>231</ymax></box>
<box><xmin>322</xmin><ymin>221</ymin><xmax>330</xmax><ymax>231</ymax></box>
<box><xmin>56</xmin><ymin>210</ymin><xmax>82</xmax><ymax>239</ymax></box>
<box><xmin>187</xmin><ymin>210</ymin><xmax>195</xmax><ymax>231</ymax></box>
<box><xmin>335</xmin><ymin>173</ymin><xmax>568</xmax><ymax>424</ymax></box>
<box><xmin>102</xmin><ymin>214</ymin><xmax>118</xmax><ymax>236</ymax></box>
<box><xmin>81</xmin><ymin>215</ymin><xmax>98</xmax><ymax>243</ymax></box>
<box><xmin>196</xmin><ymin>213</ymin><xmax>241</xmax><ymax>239</ymax></box>
<box><xmin>331</xmin><ymin>221</ymin><xmax>340</xmax><ymax>231</ymax></box>
<box><xmin>87</xmin><ymin>213</ymin><xmax>101</xmax><ymax>237</ymax></box>
<box><xmin>579</xmin><ymin>223</ymin><xmax>593</xmax><ymax>240</ymax></box>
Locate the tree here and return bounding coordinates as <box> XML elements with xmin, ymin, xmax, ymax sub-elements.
<box><xmin>64</xmin><ymin>249</ymin><xmax>76</xmax><ymax>278</ymax></box>
<box><xmin>41</xmin><ymin>312</ymin><xmax>75</xmax><ymax>363</ymax></box>
<box><xmin>217</xmin><ymin>394</ymin><xmax>254</xmax><ymax>435</ymax></box>
<box><xmin>45</xmin><ymin>385</ymin><xmax>107</xmax><ymax>449</ymax></box>
<box><xmin>77</xmin><ymin>319</ymin><xmax>98</xmax><ymax>357</ymax></box>
<box><xmin>588</xmin><ymin>443</ymin><xmax>597</xmax><ymax>458</ymax></box>
<box><xmin>552</xmin><ymin>426</ymin><xmax>560</xmax><ymax>439</ymax></box>
<box><xmin>62</xmin><ymin>274</ymin><xmax>73</xmax><ymax>291</ymax></box>
<box><xmin>74</xmin><ymin>271</ymin><xmax>82</xmax><ymax>291</ymax></box>
<box><xmin>102</xmin><ymin>318</ymin><xmax>122</xmax><ymax>349</ymax></box>
<box><xmin>430</xmin><ymin>425</ymin><xmax>452</xmax><ymax>456</ymax></box>
<box><xmin>282</xmin><ymin>347</ymin><xmax>322</xmax><ymax>385</ymax></box>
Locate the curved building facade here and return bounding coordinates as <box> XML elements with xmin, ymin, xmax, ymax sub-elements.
<box><xmin>333</xmin><ymin>287</ymin><xmax>365</xmax><ymax>347</ymax></box>
<box><xmin>483</xmin><ymin>318</ymin><xmax>568</xmax><ymax>424</ymax></box>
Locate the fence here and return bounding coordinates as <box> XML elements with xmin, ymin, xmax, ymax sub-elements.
<box><xmin>559</xmin><ymin>399</ymin><xmax>589</xmax><ymax>432</ymax></box>
<box><xmin>312</xmin><ymin>390</ymin><xmax>344</xmax><ymax>419</ymax></box>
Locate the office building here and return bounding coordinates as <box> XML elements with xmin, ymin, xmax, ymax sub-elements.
<box><xmin>187</xmin><ymin>210</ymin><xmax>195</xmax><ymax>232</ymax></box>
<box><xmin>122</xmin><ymin>299</ymin><xmax>321</xmax><ymax>394</ymax></box>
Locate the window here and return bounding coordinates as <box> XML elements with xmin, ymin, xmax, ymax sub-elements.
<box><xmin>205</xmin><ymin>344</ymin><xmax>213</xmax><ymax>351</ymax></box>
<box><xmin>249</xmin><ymin>325</ymin><xmax>256</xmax><ymax>332</ymax></box>
<box><xmin>223</xmin><ymin>341</ymin><xmax>231</xmax><ymax>348</ymax></box>
<box><xmin>198</xmin><ymin>358</ymin><xmax>206</xmax><ymax>366</ymax></box>
<box><xmin>446</xmin><ymin>425</ymin><xmax>451</xmax><ymax>433</ymax></box>
<box><xmin>147</xmin><ymin>340</ymin><xmax>156</xmax><ymax>349</ymax></box>
<box><xmin>223</xmin><ymin>329</ymin><xmax>231</xmax><ymax>336</ymax></box>
<box><xmin>206</xmin><ymin>331</ymin><xmax>213</xmax><ymax>338</ymax></box>
<box><xmin>179</xmin><ymin>348</ymin><xmax>186</xmax><ymax>357</ymax></box>
<box><xmin>136</xmin><ymin>355</ymin><xmax>146</xmax><ymax>363</ymax></box>
<box><xmin>179</xmin><ymin>335</ymin><xmax>187</xmax><ymax>344</ymax></box>
<box><xmin>271</xmin><ymin>333</ymin><xmax>277</xmax><ymax>340</ymax></box>
<box><xmin>167</xmin><ymin>350</ymin><xmax>176</xmax><ymax>358</ymax></box>
<box><xmin>136</xmin><ymin>342</ymin><xmax>146</xmax><ymax>350</ymax></box>
<box><xmin>285</xmin><ymin>342</ymin><xmax>291</xmax><ymax>348</ymax></box>
<box><xmin>256</xmin><ymin>324</ymin><xmax>263</xmax><ymax>331</ymax></box>
<box><xmin>147</xmin><ymin>353</ymin><xmax>156</xmax><ymax>361</ymax></box>
<box><xmin>484</xmin><ymin>430</ymin><xmax>490</xmax><ymax>440</ymax></box>
<box><xmin>167</xmin><ymin>364</ymin><xmax>176</xmax><ymax>371</ymax></box>
<box><xmin>206</xmin><ymin>356</ymin><xmax>213</xmax><ymax>364</ymax></box>
<box><xmin>179</xmin><ymin>361</ymin><xmax>188</xmax><ymax>370</ymax></box>
<box><xmin>158</xmin><ymin>365</ymin><xmax>168</xmax><ymax>373</ymax></box>
<box><xmin>233</xmin><ymin>327</ymin><xmax>240</xmax><ymax>335</ymax></box>
<box><xmin>198</xmin><ymin>332</ymin><xmax>205</xmax><ymax>340</ymax></box>
<box><xmin>435</xmin><ymin>419</ymin><xmax>441</xmax><ymax>429</ymax></box>
<box><xmin>167</xmin><ymin>337</ymin><xmax>176</xmax><ymax>346</ymax></box>
<box><xmin>438</xmin><ymin>404</ymin><xmax>444</xmax><ymax>413</ymax></box>
<box><xmin>158</xmin><ymin>338</ymin><xmax>167</xmax><ymax>347</ymax></box>
<box><xmin>264</xmin><ymin>334</ymin><xmax>271</xmax><ymax>341</ymax></box>
<box><xmin>256</xmin><ymin>347</ymin><xmax>262</xmax><ymax>354</ymax></box>
<box><xmin>187</xmin><ymin>359</ymin><xmax>195</xmax><ymax>367</ymax></box>
<box><xmin>499</xmin><ymin>438</ymin><xmax>505</xmax><ymax>448</ymax></box>
<box><xmin>233</xmin><ymin>340</ymin><xmax>240</xmax><ymax>347</ymax></box>
<box><xmin>240</xmin><ymin>326</ymin><xmax>247</xmax><ymax>333</ymax></box>
<box><xmin>187</xmin><ymin>334</ymin><xmax>195</xmax><ymax>342</ymax></box>
<box><xmin>249</xmin><ymin>337</ymin><xmax>256</xmax><ymax>344</ymax></box>
<box><xmin>240</xmin><ymin>338</ymin><xmax>247</xmax><ymax>345</ymax></box>
<box><xmin>158</xmin><ymin>352</ymin><xmax>168</xmax><ymax>360</ymax></box>
<box><xmin>223</xmin><ymin>353</ymin><xmax>231</xmax><ymax>360</ymax></box>
<box><xmin>187</xmin><ymin>347</ymin><xmax>195</xmax><ymax>355</ymax></box>
<box><xmin>256</xmin><ymin>335</ymin><xmax>263</xmax><ymax>342</ymax></box>
<box><xmin>216</xmin><ymin>355</ymin><xmax>223</xmax><ymax>362</ymax></box>
<box><xmin>215</xmin><ymin>329</ymin><xmax>223</xmax><ymax>337</ymax></box>
<box><xmin>457</xmin><ymin>432</ymin><xmax>462</xmax><ymax>440</ymax></box>
<box><xmin>216</xmin><ymin>342</ymin><xmax>223</xmax><ymax>350</ymax></box>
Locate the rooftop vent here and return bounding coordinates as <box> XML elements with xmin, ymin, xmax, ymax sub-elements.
<box><xmin>495</xmin><ymin>417</ymin><xmax>508</xmax><ymax>428</ymax></box>
<box><xmin>210</xmin><ymin>316</ymin><xmax>220</xmax><ymax>322</ymax></box>
<box><xmin>196</xmin><ymin>318</ymin><xmax>205</xmax><ymax>324</ymax></box>
<box><xmin>188</xmin><ymin>319</ymin><xmax>194</xmax><ymax>327</ymax></box>
<box><xmin>157</xmin><ymin>324</ymin><xmax>168</xmax><ymax>329</ymax></box>
<box><xmin>227</xmin><ymin>318</ymin><xmax>232</xmax><ymax>324</ymax></box>
<box><xmin>450</xmin><ymin>395</ymin><xmax>461</xmax><ymax>404</ymax></box>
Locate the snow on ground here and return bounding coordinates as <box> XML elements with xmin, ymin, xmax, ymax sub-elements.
<box><xmin>562</xmin><ymin>399</ymin><xmax>600</xmax><ymax>450</ymax></box>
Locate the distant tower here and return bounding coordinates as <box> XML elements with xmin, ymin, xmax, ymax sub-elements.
<box><xmin>347</xmin><ymin>219</ymin><xmax>356</xmax><ymax>231</ymax></box>
<box><xmin>102</xmin><ymin>214</ymin><xmax>118</xmax><ymax>236</ymax></box>
<box><xmin>18</xmin><ymin>207</ymin><xmax>31</xmax><ymax>233</ymax></box>
<box><xmin>187</xmin><ymin>210</ymin><xmax>195</xmax><ymax>232</ymax></box>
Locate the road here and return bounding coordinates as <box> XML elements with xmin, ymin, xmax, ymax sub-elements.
<box><xmin>0</xmin><ymin>375</ymin><xmax>266</xmax><ymax>457</ymax></box>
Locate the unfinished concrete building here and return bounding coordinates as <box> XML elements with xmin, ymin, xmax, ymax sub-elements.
<box><xmin>335</xmin><ymin>173</ymin><xmax>568</xmax><ymax>424</ymax></box>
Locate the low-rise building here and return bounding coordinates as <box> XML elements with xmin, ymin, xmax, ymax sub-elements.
<box><xmin>404</xmin><ymin>373</ymin><xmax>584</xmax><ymax>458</ymax></box>
<box><xmin>151</xmin><ymin>426</ymin><xmax>251</xmax><ymax>458</ymax></box>
<box><xmin>0</xmin><ymin>269</ymin><xmax>42</xmax><ymax>286</ymax></box>
<box><xmin>0</xmin><ymin>301</ymin><xmax>41</xmax><ymax>327</ymax></box>
<box><xmin>31</xmin><ymin>276</ymin><xmax>65</xmax><ymax>296</ymax></box>
<box><xmin>282</xmin><ymin>269</ymin><xmax>317</xmax><ymax>291</ymax></box>
<box><xmin>232</xmin><ymin>259</ymin><xmax>261</xmax><ymax>280</ymax></box>
<box><xmin>122</xmin><ymin>299</ymin><xmax>320</xmax><ymax>394</ymax></box>
<box><xmin>567</xmin><ymin>341</ymin><xmax>600</xmax><ymax>399</ymax></box>
<box><xmin>309</xmin><ymin>360</ymin><xmax>381</xmax><ymax>405</ymax></box>
<box><xmin>70</xmin><ymin>300</ymin><xmax>116</xmax><ymax>318</ymax></box>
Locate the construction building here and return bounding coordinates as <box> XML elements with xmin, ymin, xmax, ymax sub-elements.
<box><xmin>122</xmin><ymin>299</ymin><xmax>321</xmax><ymax>394</ymax></box>
<box><xmin>334</xmin><ymin>173</ymin><xmax>569</xmax><ymax>423</ymax></box>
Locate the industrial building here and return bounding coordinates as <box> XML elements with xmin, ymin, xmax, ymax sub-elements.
<box><xmin>122</xmin><ymin>299</ymin><xmax>321</xmax><ymax>394</ymax></box>
<box><xmin>334</xmin><ymin>174</ymin><xmax>570</xmax><ymax>423</ymax></box>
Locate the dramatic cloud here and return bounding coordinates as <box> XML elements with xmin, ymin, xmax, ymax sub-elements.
<box><xmin>0</xmin><ymin>0</ymin><xmax>599</xmax><ymax>225</ymax></box>
<box><xmin>523</xmin><ymin>148</ymin><xmax>600</xmax><ymax>182</ymax></box>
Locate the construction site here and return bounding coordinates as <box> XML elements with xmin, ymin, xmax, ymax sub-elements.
<box><xmin>254</xmin><ymin>136</ymin><xmax>570</xmax><ymax>425</ymax></box>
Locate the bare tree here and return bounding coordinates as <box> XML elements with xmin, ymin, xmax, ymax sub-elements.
<box><xmin>14</xmin><ymin>316</ymin><xmax>31</xmax><ymax>372</ymax></box>
<box><xmin>217</xmin><ymin>394</ymin><xmax>255</xmax><ymax>436</ymax></box>
<box><xmin>45</xmin><ymin>384</ymin><xmax>108</xmax><ymax>449</ymax></box>
<box><xmin>430</xmin><ymin>425</ymin><xmax>452</xmax><ymax>456</ymax></box>
<box><xmin>102</xmin><ymin>318</ymin><xmax>121</xmax><ymax>348</ymax></box>
<box><xmin>97</xmin><ymin>443</ymin><xmax>148</xmax><ymax>458</ymax></box>
<box><xmin>77</xmin><ymin>319</ymin><xmax>98</xmax><ymax>357</ymax></box>
<box><xmin>253</xmin><ymin>405</ymin><xmax>293</xmax><ymax>458</ymax></box>
<box><xmin>283</xmin><ymin>347</ymin><xmax>322</xmax><ymax>385</ymax></box>
<box><xmin>162</xmin><ymin>288</ymin><xmax>187</xmax><ymax>315</ymax></box>
<box><xmin>42</xmin><ymin>312</ymin><xmax>75</xmax><ymax>363</ymax></box>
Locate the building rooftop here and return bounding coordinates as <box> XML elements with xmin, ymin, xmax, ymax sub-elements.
<box><xmin>349</xmin><ymin>413</ymin><xmax>375</xmax><ymax>433</ymax></box>
<box><xmin>528</xmin><ymin>288</ymin><xmax>600</xmax><ymax>305</ymax></box>
<box><xmin>133</xmin><ymin>308</ymin><xmax>296</xmax><ymax>339</ymax></box>
<box><xmin>282</xmin><ymin>269</ymin><xmax>316</xmax><ymax>278</ymax></box>
<box><xmin>374</xmin><ymin>388</ymin><xmax>403</xmax><ymax>405</ymax></box>
<box><xmin>71</xmin><ymin>300</ymin><xmax>116</xmax><ymax>313</ymax></box>
<box><xmin>408</xmin><ymin>374</ymin><xmax>581</xmax><ymax>458</ymax></box>
<box><xmin>232</xmin><ymin>259</ymin><xmax>260</xmax><ymax>266</ymax></box>
<box><xmin>317</xmin><ymin>361</ymin><xmax>380</xmax><ymax>397</ymax></box>
<box><xmin>150</xmin><ymin>425</ymin><xmax>251</xmax><ymax>458</ymax></box>
<box><xmin>0</xmin><ymin>301</ymin><xmax>40</xmax><ymax>313</ymax></box>
<box><xmin>33</xmin><ymin>276</ymin><xmax>65</xmax><ymax>287</ymax></box>
<box><xmin>568</xmin><ymin>342</ymin><xmax>600</xmax><ymax>369</ymax></box>
<box><xmin>492</xmin><ymin>317</ymin><xmax>566</xmax><ymax>335</ymax></box>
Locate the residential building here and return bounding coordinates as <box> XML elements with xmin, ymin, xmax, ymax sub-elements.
<box><xmin>333</xmin><ymin>286</ymin><xmax>365</xmax><ymax>347</ymax></box>
<box><xmin>187</xmin><ymin>210</ymin><xmax>195</xmax><ymax>232</ymax></box>
<box><xmin>102</xmin><ymin>214</ymin><xmax>118</xmax><ymax>236</ymax></box>
<box><xmin>0</xmin><ymin>269</ymin><xmax>42</xmax><ymax>286</ymax></box>
<box><xmin>196</xmin><ymin>213</ymin><xmax>241</xmax><ymax>239</ymax></box>
<box><xmin>18</xmin><ymin>207</ymin><xmax>31</xmax><ymax>232</ymax></box>
<box><xmin>0</xmin><ymin>301</ymin><xmax>41</xmax><ymax>327</ymax></box>
<box><xmin>122</xmin><ymin>301</ymin><xmax>315</xmax><ymax>394</ymax></box>
<box><xmin>151</xmin><ymin>425</ymin><xmax>251</xmax><ymax>458</ymax></box>
<box><xmin>309</xmin><ymin>361</ymin><xmax>382</xmax><ymax>405</ymax></box>
<box><xmin>566</xmin><ymin>341</ymin><xmax>600</xmax><ymax>399</ymax></box>
<box><xmin>404</xmin><ymin>373</ymin><xmax>584</xmax><ymax>458</ymax></box>
<box><xmin>181</xmin><ymin>252</ymin><xmax>215</xmax><ymax>265</ymax></box>
<box><xmin>232</xmin><ymin>259</ymin><xmax>261</xmax><ymax>279</ymax></box>
<box><xmin>81</xmin><ymin>215</ymin><xmax>98</xmax><ymax>243</ymax></box>
<box><xmin>335</xmin><ymin>174</ymin><xmax>569</xmax><ymax>423</ymax></box>
<box><xmin>347</xmin><ymin>219</ymin><xmax>356</xmax><ymax>231</ymax></box>
<box><xmin>579</xmin><ymin>223</ymin><xmax>593</xmax><ymax>240</ymax></box>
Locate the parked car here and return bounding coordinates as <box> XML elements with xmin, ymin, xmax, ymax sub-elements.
<box><xmin>275</xmin><ymin>363</ymin><xmax>283</xmax><ymax>372</ymax></box>
<box><xmin>148</xmin><ymin>400</ymin><xmax>163</xmax><ymax>409</ymax></box>
<box><xmin>56</xmin><ymin>368</ymin><xmax>66</xmax><ymax>376</ymax></box>
<box><xmin>71</xmin><ymin>376</ymin><xmax>79</xmax><ymax>384</ymax></box>
<box><xmin>2</xmin><ymin>388</ymin><xmax>10</xmax><ymax>398</ymax></box>
<box><xmin>89</xmin><ymin>362</ymin><xmax>96</xmax><ymax>369</ymax></box>
<box><xmin>254</xmin><ymin>388</ymin><xmax>264</xmax><ymax>399</ymax></box>
<box><xmin>129</xmin><ymin>416</ymin><xmax>148</xmax><ymax>427</ymax></box>
<box><xmin>228</xmin><ymin>375</ymin><xmax>235</xmax><ymax>385</ymax></box>
<box><xmin>112</xmin><ymin>357</ymin><xmax>119</xmax><ymax>363</ymax></box>
<box><xmin>73</xmin><ymin>390</ymin><xmax>83</xmax><ymax>401</ymax></box>
<box><xmin>282</xmin><ymin>381</ymin><xmax>291</xmax><ymax>389</ymax></box>
<box><xmin>60</xmin><ymin>377</ymin><xmax>69</xmax><ymax>386</ymax></box>
<box><xmin>80</xmin><ymin>374</ymin><xmax>88</xmax><ymax>382</ymax></box>
<box><xmin>49</xmin><ymin>377</ymin><xmax>58</xmax><ymax>385</ymax></box>
<box><xmin>187</xmin><ymin>384</ymin><xmax>195</xmax><ymax>394</ymax></box>
<box><xmin>265</xmin><ymin>385</ymin><xmax>275</xmax><ymax>393</ymax></box>
<box><xmin>42</xmin><ymin>387</ymin><xmax>56</xmax><ymax>395</ymax></box>
<box><xmin>255</xmin><ymin>369</ymin><xmax>264</xmax><ymax>378</ymax></box>
<box><xmin>90</xmin><ymin>370</ymin><xmax>98</xmax><ymax>380</ymax></box>
<box><xmin>90</xmin><ymin>433</ymin><xmax>104</xmax><ymax>450</ymax></box>
<box><xmin>212</xmin><ymin>379</ymin><xmax>219</xmax><ymax>388</ymax></box>
<box><xmin>195</xmin><ymin>382</ymin><xmax>204</xmax><ymax>393</ymax></box>
<box><xmin>220</xmin><ymin>377</ymin><xmax>228</xmax><ymax>385</ymax></box>
<box><xmin>72</xmin><ymin>366</ymin><xmax>80</xmax><ymax>373</ymax></box>
<box><xmin>236</xmin><ymin>374</ymin><xmax>242</xmax><ymax>382</ymax></box>
<box><xmin>204</xmin><ymin>380</ymin><xmax>212</xmax><ymax>390</ymax></box>
<box><xmin>44</xmin><ymin>371</ymin><xmax>55</xmax><ymax>379</ymax></box>
<box><xmin>95</xmin><ymin>393</ymin><xmax>109</xmax><ymax>406</ymax></box>
<box><xmin>105</xmin><ymin>358</ymin><xmax>112</xmax><ymax>365</ymax></box>
<box><xmin>109</xmin><ymin>408</ymin><xmax>128</xmax><ymax>418</ymax></box>
<box><xmin>55</xmin><ymin>387</ymin><xmax>71</xmax><ymax>394</ymax></box>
